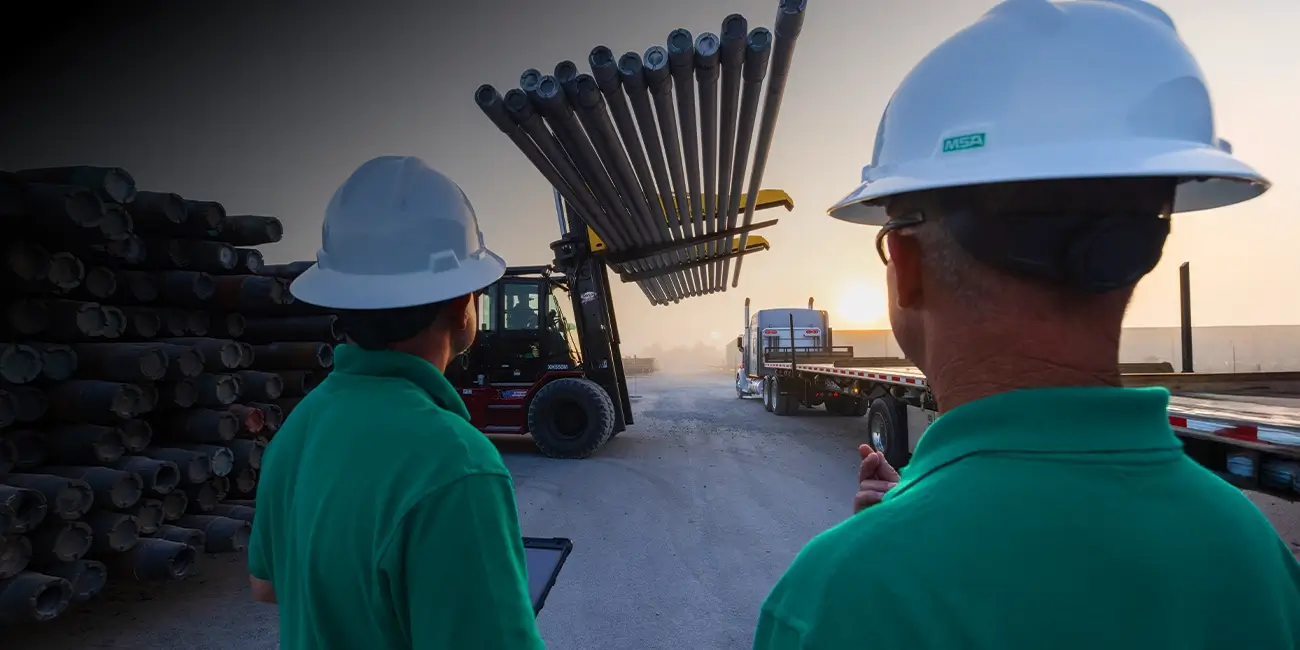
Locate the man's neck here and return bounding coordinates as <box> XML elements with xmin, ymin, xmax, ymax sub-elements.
<box><xmin>923</xmin><ymin>330</ymin><xmax>1122</xmax><ymax>413</ymax></box>
<box><xmin>390</xmin><ymin>338</ymin><xmax>452</xmax><ymax>372</ymax></box>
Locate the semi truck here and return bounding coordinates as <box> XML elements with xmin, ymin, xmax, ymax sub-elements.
<box><xmin>737</xmin><ymin>296</ymin><xmax>1300</xmax><ymax>503</ymax></box>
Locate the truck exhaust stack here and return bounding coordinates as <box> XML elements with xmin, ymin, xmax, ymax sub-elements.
<box><xmin>476</xmin><ymin>0</ymin><xmax>807</xmax><ymax>304</ymax></box>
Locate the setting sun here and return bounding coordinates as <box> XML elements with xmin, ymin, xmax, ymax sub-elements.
<box><xmin>835</xmin><ymin>280</ymin><xmax>888</xmax><ymax>328</ymax></box>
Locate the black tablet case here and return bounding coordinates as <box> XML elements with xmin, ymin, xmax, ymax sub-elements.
<box><xmin>522</xmin><ymin>536</ymin><xmax>572</xmax><ymax>615</ymax></box>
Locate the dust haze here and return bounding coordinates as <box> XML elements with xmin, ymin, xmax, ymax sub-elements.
<box><xmin>629</xmin><ymin>340</ymin><xmax>733</xmax><ymax>375</ymax></box>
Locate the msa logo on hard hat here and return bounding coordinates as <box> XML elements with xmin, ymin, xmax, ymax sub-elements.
<box><xmin>942</xmin><ymin>132</ymin><xmax>986</xmax><ymax>153</ymax></box>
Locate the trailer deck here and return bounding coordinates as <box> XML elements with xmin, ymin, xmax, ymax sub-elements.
<box><xmin>764</xmin><ymin>361</ymin><xmax>925</xmax><ymax>386</ymax></box>
<box><xmin>765</xmin><ymin>361</ymin><xmax>1300</xmax><ymax>462</ymax></box>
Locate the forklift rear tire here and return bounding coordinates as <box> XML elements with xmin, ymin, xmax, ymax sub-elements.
<box><xmin>528</xmin><ymin>378</ymin><xmax>616</xmax><ymax>459</ymax></box>
<box><xmin>867</xmin><ymin>396</ymin><xmax>911</xmax><ymax>468</ymax></box>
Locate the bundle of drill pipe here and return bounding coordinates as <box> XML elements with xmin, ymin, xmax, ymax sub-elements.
<box><xmin>0</xmin><ymin>166</ymin><xmax>334</xmax><ymax>627</ymax></box>
<box><xmin>477</xmin><ymin>0</ymin><xmax>807</xmax><ymax>305</ymax></box>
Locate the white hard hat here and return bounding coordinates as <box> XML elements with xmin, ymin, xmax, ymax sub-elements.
<box><xmin>828</xmin><ymin>0</ymin><xmax>1270</xmax><ymax>226</ymax></box>
<box><xmin>290</xmin><ymin>156</ymin><xmax>507</xmax><ymax>309</ymax></box>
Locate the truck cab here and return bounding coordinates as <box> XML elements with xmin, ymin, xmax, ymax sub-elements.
<box><xmin>736</xmin><ymin>300</ymin><xmax>831</xmax><ymax>398</ymax></box>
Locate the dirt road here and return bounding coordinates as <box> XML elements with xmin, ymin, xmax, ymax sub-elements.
<box><xmin>7</xmin><ymin>372</ymin><xmax>1298</xmax><ymax>649</ymax></box>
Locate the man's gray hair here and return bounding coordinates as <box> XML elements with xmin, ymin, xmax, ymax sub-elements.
<box><xmin>901</xmin><ymin>219</ymin><xmax>992</xmax><ymax>301</ymax></box>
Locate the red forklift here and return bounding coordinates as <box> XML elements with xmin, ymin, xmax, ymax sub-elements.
<box><xmin>444</xmin><ymin>190</ymin><xmax>793</xmax><ymax>458</ymax></box>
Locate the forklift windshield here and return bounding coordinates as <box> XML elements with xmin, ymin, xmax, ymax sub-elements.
<box><xmin>504</xmin><ymin>284</ymin><xmax>540</xmax><ymax>330</ymax></box>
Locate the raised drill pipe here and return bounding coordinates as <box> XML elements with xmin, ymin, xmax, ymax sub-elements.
<box><xmin>527</xmin><ymin>72</ymin><xmax>669</xmax><ymax>303</ymax></box>
<box><xmin>588</xmin><ymin>46</ymin><xmax>691</xmax><ymax>294</ymax></box>
<box><xmin>719</xmin><ymin>27</ymin><xmax>773</xmax><ymax>290</ymax></box>
<box><xmin>566</xmin><ymin>69</ymin><xmax>687</xmax><ymax>300</ymax></box>
<box><xmin>731</xmin><ymin>0</ymin><xmax>807</xmax><ymax>286</ymax></box>
<box><xmin>668</xmin><ymin>32</ymin><xmax>710</xmax><ymax>292</ymax></box>
<box><xmin>712</xmin><ymin>14</ymin><xmax>748</xmax><ymax>287</ymax></box>
<box><xmin>644</xmin><ymin>45</ymin><xmax>705</xmax><ymax>294</ymax></box>
<box><xmin>694</xmin><ymin>33</ymin><xmax>722</xmax><ymax>280</ymax></box>
<box><xmin>476</xmin><ymin>84</ymin><xmax>665</xmax><ymax>304</ymax></box>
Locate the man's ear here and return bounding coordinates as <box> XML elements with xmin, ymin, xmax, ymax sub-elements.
<box><xmin>888</xmin><ymin>232</ymin><xmax>924</xmax><ymax>309</ymax></box>
<box><xmin>445</xmin><ymin>293</ymin><xmax>476</xmax><ymax>329</ymax></box>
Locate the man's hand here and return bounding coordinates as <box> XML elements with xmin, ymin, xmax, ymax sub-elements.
<box><xmin>854</xmin><ymin>444</ymin><xmax>900</xmax><ymax>513</ymax></box>
<box><xmin>250</xmin><ymin>576</ymin><xmax>277</xmax><ymax>604</ymax></box>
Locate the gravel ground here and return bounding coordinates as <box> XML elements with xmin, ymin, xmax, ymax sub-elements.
<box><xmin>7</xmin><ymin>371</ymin><xmax>1299</xmax><ymax>649</ymax></box>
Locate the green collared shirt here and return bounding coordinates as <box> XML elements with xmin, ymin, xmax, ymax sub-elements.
<box><xmin>755</xmin><ymin>387</ymin><xmax>1300</xmax><ymax>650</ymax></box>
<box><xmin>249</xmin><ymin>345</ymin><xmax>544</xmax><ymax>650</ymax></box>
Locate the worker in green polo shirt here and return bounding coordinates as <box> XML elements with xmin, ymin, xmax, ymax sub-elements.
<box><xmin>247</xmin><ymin>156</ymin><xmax>544</xmax><ymax>649</ymax></box>
<box><xmin>755</xmin><ymin>1</ymin><xmax>1300</xmax><ymax>649</ymax></box>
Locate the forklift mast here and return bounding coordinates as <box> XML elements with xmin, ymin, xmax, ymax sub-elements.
<box><xmin>547</xmin><ymin>190</ymin><xmax>633</xmax><ymax>433</ymax></box>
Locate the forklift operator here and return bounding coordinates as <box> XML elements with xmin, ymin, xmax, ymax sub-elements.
<box><xmin>247</xmin><ymin>156</ymin><xmax>545</xmax><ymax>650</ymax></box>
<box><xmin>505</xmin><ymin>293</ymin><xmax>539</xmax><ymax>329</ymax></box>
<box><xmin>755</xmin><ymin>1</ymin><xmax>1300</xmax><ymax>649</ymax></box>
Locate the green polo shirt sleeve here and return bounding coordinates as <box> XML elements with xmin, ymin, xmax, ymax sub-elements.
<box><xmin>248</xmin><ymin>502</ymin><xmax>272</xmax><ymax>582</ymax></box>
<box><xmin>248</xmin><ymin>423</ymin><xmax>289</xmax><ymax>584</ymax></box>
<box><xmin>379</xmin><ymin>472</ymin><xmax>543</xmax><ymax>650</ymax></box>
<box><xmin>753</xmin><ymin>604</ymin><xmax>811</xmax><ymax>648</ymax></box>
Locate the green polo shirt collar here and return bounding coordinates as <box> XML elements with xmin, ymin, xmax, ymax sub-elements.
<box><xmin>893</xmin><ymin>386</ymin><xmax>1183</xmax><ymax>495</ymax></box>
<box><xmin>331</xmin><ymin>344</ymin><xmax>471</xmax><ymax>422</ymax></box>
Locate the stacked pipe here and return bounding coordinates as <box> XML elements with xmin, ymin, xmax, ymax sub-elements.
<box><xmin>476</xmin><ymin>0</ymin><xmax>807</xmax><ymax>305</ymax></box>
<box><xmin>0</xmin><ymin>166</ymin><xmax>322</xmax><ymax>626</ymax></box>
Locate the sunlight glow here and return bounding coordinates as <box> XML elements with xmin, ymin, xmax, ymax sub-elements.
<box><xmin>835</xmin><ymin>280</ymin><xmax>888</xmax><ymax>328</ymax></box>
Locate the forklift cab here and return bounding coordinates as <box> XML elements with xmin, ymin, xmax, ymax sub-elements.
<box><xmin>448</xmin><ymin>270</ymin><xmax>580</xmax><ymax>387</ymax></box>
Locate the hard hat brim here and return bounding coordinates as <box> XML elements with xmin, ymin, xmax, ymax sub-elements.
<box><xmin>828</xmin><ymin>138</ymin><xmax>1271</xmax><ymax>226</ymax></box>
<box><xmin>288</xmin><ymin>252</ymin><xmax>507</xmax><ymax>310</ymax></box>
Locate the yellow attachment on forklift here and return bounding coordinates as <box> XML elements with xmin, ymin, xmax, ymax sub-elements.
<box><xmin>586</xmin><ymin>189</ymin><xmax>794</xmax><ymax>254</ymax></box>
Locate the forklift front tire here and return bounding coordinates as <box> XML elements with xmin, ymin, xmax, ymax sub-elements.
<box><xmin>528</xmin><ymin>378</ymin><xmax>616</xmax><ymax>459</ymax></box>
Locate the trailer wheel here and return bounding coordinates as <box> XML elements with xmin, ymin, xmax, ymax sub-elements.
<box><xmin>773</xmin><ymin>377</ymin><xmax>800</xmax><ymax>416</ymax></box>
<box><xmin>528</xmin><ymin>378</ymin><xmax>615</xmax><ymax>459</ymax></box>
<box><xmin>867</xmin><ymin>396</ymin><xmax>910</xmax><ymax>468</ymax></box>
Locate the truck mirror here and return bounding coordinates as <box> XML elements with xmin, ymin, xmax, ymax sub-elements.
<box><xmin>736</xmin><ymin>335</ymin><xmax>743</xmax><ymax>350</ymax></box>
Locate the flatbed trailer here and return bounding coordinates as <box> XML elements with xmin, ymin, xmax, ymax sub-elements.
<box><xmin>762</xmin><ymin>357</ymin><xmax>1300</xmax><ymax>502</ymax></box>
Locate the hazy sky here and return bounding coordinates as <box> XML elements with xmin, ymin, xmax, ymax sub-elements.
<box><xmin>3</xmin><ymin>0</ymin><xmax>1296</xmax><ymax>354</ymax></box>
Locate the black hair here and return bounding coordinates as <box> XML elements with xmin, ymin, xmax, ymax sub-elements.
<box><xmin>910</xmin><ymin>176</ymin><xmax>1178</xmax><ymax>293</ymax></box>
<box><xmin>936</xmin><ymin>176</ymin><xmax>1177</xmax><ymax>217</ymax></box>
<box><xmin>334</xmin><ymin>300</ymin><xmax>452</xmax><ymax>350</ymax></box>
